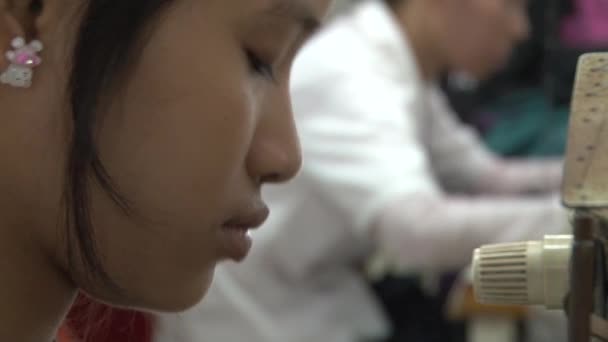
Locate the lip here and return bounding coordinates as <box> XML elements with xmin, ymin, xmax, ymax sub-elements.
<box><xmin>219</xmin><ymin>206</ymin><xmax>270</xmax><ymax>261</ymax></box>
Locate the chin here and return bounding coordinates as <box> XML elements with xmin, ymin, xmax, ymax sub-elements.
<box><xmin>99</xmin><ymin>267</ymin><xmax>216</xmax><ymax>313</ymax></box>
<box><xmin>151</xmin><ymin>269</ymin><xmax>215</xmax><ymax>313</ymax></box>
<box><xmin>460</xmin><ymin>59</ymin><xmax>504</xmax><ymax>81</ymax></box>
<box><xmin>464</xmin><ymin>66</ymin><xmax>495</xmax><ymax>83</ymax></box>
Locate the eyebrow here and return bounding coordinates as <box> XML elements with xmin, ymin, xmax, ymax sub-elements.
<box><xmin>265</xmin><ymin>0</ymin><xmax>322</xmax><ymax>34</ymax></box>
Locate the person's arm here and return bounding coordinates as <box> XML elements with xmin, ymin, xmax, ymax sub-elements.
<box><xmin>291</xmin><ymin>65</ymin><xmax>568</xmax><ymax>278</ymax></box>
<box><xmin>427</xmin><ymin>89</ymin><xmax>563</xmax><ymax>196</ymax></box>
<box><xmin>476</xmin><ymin>158</ymin><xmax>563</xmax><ymax>195</ymax></box>
<box><xmin>369</xmin><ymin>193</ymin><xmax>569</xmax><ymax>274</ymax></box>
<box><xmin>292</xmin><ymin>66</ymin><xmax>441</xmax><ymax>238</ymax></box>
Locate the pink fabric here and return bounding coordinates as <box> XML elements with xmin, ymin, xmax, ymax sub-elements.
<box><xmin>561</xmin><ymin>0</ymin><xmax>608</xmax><ymax>47</ymax></box>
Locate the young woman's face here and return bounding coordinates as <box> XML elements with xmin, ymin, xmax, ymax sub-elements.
<box><xmin>437</xmin><ymin>0</ymin><xmax>530</xmax><ymax>79</ymax></box>
<box><xmin>0</xmin><ymin>0</ymin><xmax>330</xmax><ymax>312</ymax></box>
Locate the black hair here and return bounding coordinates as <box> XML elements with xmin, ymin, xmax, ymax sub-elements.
<box><xmin>67</xmin><ymin>0</ymin><xmax>172</xmax><ymax>286</ymax></box>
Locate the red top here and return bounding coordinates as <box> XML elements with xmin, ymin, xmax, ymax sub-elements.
<box><xmin>59</xmin><ymin>294</ymin><xmax>153</xmax><ymax>342</ymax></box>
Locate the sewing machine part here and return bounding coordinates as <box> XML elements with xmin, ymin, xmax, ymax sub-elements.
<box><xmin>563</xmin><ymin>53</ymin><xmax>608</xmax><ymax>209</ymax></box>
<box><xmin>561</xmin><ymin>53</ymin><xmax>608</xmax><ymax>342</ymax></box>
<box><xmin>473</xmin><ymin>53</ymin><xmax>608</xmax><ymax>342</ymax></box>
<box><xmin>472</xmin><ymin>235</ymin><xmax>573</xmax><ymax>309</ymax></box>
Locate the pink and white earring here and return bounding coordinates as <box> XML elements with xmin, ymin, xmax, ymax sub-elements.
<box><xmin>0</xmin><ymin>37</ymin><xmax>43</xmax><ymax>88</ymax></box>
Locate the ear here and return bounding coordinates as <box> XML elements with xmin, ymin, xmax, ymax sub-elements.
<box><xmin>0</xmin><ymin>0</ymin><xmax>72</xmax><ymax>70</ymax></box>
<box><xmin>0</xmin><ymin>1</ymin><xmax>35</xmax><ymax>71</ymax></box>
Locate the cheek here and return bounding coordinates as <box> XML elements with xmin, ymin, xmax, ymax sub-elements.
<box><xmin>472</xmin><ymin>6</ymin><xmax>514</xmax><ymax>53</ymax></box>
<box><xmin>98</xmin><ymin>9</ymin><xmax>258</xmax><ymax>225</ymax></box>
<box><xmin>448</xmin><ymin>14</ymin><xmax>507</xmax><ymax>71</ymax></box>
<box><xmin>450</xmin><ymin>2</ymin><xmax>504</xmax><ymax>52</ymax></box>
<box><xmin>99</xmin><ymin>76</ymin><xmax>254</xmax><ymax>221</ymax></box>
<box><xmin>86</xmin><ymin>11</ymin><xmax>261</xmax><ymax>305</ymax></box>
<box><xmin>86</xmin><ymin>52</ymin><xmax>258</xmax><ymax>311</ymax></box>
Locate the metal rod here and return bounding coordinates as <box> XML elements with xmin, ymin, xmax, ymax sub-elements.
<box><xmin>569</xmin><ymin>213</ymin><xmax>596</xmax><ymax>342</ymax></box>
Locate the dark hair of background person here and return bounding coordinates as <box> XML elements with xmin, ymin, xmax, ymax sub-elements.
<box><xmin>384</xmin><ymin>0</ymin><xmax>404</xmax><ymax>9</ymax></box>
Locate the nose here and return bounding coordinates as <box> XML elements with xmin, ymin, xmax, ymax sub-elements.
<box><xmin>246</xmin><ymin>88</ymin><xmax>302</xmax><ymax>185</ymax></box>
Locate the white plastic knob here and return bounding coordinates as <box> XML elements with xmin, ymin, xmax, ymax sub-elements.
<box><xmin>472</xmin><ymin>235</ymin><xmax>573</xmax><ymax>309</ymax></box>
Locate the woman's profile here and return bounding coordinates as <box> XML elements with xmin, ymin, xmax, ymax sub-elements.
<box><xmin>0</xmin><ymin>1</ymin><xmax>329</xmax><ymax>341</ymax></box>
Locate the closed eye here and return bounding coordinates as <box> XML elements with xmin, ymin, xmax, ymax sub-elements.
<box><xmin>245</xmin><ymin>49</ymin><xmax>276</xmax><ymax>82</ymax></box>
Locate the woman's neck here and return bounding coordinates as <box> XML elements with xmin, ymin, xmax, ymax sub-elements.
<box><xmin>0</xmin><ymin>223</ymin><xmax>76</xmax><ymax>342</ymax></box>
<box><xmin>394</xmin><ymin>2</ymin><xmax>446</xmax><ymax>81</ymax></box>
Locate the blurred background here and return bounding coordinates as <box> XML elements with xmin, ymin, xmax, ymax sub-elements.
<box><xmin>328</xmin><ymin>0</ymin><xmax>605</xmax><ymax>342</ymax></box>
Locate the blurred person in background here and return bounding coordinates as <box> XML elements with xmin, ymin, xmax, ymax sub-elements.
<box><xmin>155</xmin><ymin>0</ymin><xmax>569</xmax><ymax>341</ymax></box>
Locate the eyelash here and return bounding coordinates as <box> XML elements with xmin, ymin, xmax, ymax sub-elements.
<box><xmin>245</xmin><ymin>49</ymin><xmax>276</xmax><ymax>81</ymax></box>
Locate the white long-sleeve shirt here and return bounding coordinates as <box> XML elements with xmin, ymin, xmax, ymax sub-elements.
<box><xmin>155</xmin><ymin>2</ymin><xmax>568</xmax><ymax>341</ymax></box>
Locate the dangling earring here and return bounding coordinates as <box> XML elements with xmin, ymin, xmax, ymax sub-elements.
<box><xmin>0</xmin><ymin>37</ymin><xmax>43</xmax><ymax>88</ymax></box>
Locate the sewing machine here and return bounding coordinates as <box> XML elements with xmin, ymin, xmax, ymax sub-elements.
<box><xmin>472</xmin><ymin>53</ymin><xmax>608</xmax><ymax>342</ymax></box>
